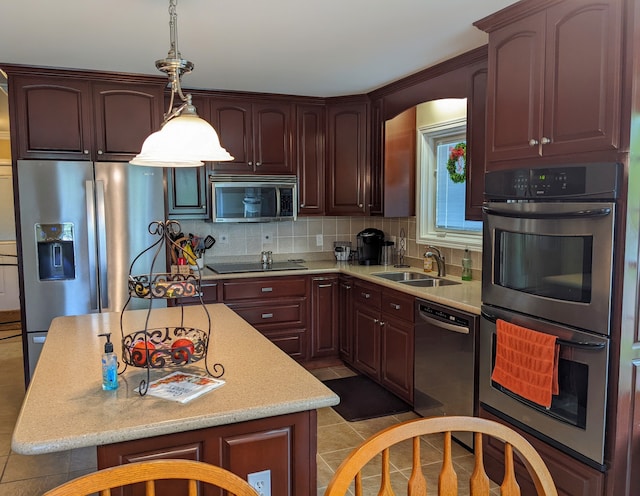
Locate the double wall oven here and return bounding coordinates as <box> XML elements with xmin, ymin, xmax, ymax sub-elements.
<box><xmin>480</xmin><ymin>163</ymin><xmax>621</xmax><ymax>470</ymax></box>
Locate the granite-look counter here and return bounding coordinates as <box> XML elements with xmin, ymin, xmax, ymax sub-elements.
<box><xmin>11</xmin><ymin>304</ymin><xmax>339</xmax><ymax>455</ymax></box>
<box><xmin>200</xmin><ymin>260</ymin><xmax>482</xmax><ymax>315</ymax></box>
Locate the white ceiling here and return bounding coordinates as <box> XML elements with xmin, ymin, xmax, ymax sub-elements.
<box><xmin>0</xmin><ymin>0</ymin><xmax>517</xmax><ymax>98</ymax></box>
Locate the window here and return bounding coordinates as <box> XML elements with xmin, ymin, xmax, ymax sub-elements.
<box><xmin>417</xmin><ymin>117</ymin><xmax>482</xmax><ymax>250</ymax></box>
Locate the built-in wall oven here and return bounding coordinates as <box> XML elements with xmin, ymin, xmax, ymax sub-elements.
<box><xmin>480</xmin><ymin>162</ymin><xmax>621</xmax><ymax>470</ymax></box>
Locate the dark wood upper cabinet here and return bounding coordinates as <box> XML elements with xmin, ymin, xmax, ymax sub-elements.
<box><xmin>296</xmin><ymin>104</ymin><xmax>325</xmax><ymax>215</ymax></box>
<box><xmin>92</xmin><ymin>83</ymin><xmax>165</xmax><ymax>161</ymax></box>
<box><xmin>466</xmin><ymin>67</ymin><xmax>487</xmax><ymax>221</ymax></box>
<box><xmin>326</xmin><ymin>99</ymin><xmax>370</xmax><ymax>216</ymax></box>
<box><xmin>8</xmin><ymin>72</ymin><xmax>164</xmax><ymax>161</ymax></box>
<box><xmin>477</xmin><ymin>0</ymin><xmax>622</xmax><ymax>167</ymax></box>
<box><xmin>383</xmin><ymin>106</ymin><xmax>416</xmax><ymax>218</ymax></box>
<box><xmin>208</xmin><ymin>98</ymin><xmax>293</xmax><ymax>175</ymax></box>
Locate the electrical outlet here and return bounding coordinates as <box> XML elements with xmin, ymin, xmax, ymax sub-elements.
<box><xmin>219</xmin><ymin>234</ymin><xmax>229</xmax><ymax>245</ymax></box>
<box><xmin>247</xmin><ymin>469</ymin><xmax>271</xmax><ymax>496</ymax></box>
<box><xmin>316</xmin><ymin>234</ymin><xmax>323</xmax><ymax>247</ymax></box>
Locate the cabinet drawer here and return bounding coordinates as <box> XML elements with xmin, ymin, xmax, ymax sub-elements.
<box><xmin>381</xmin><ymin>290</ymin><xmax>415</xmax><ymax>323</ymax></box>
<box><xmin>169</xmin><ymin>281</ymin><xmax>219</xmax><ymax>306</ymax></box>
<box><xmin>261</xmin><ymin>328</ymin><xmax>308</xmax><ymax>361</ymax></box>
<box><xmin>227</xmin><ymin>300</ymin><xmax>305</xmax><ymax>328</ymax></box>
<box><xmin>353</xmin><ymin>282</ymin><xmax>381</xmax><ymax>308</ymax></box>
<box><xmin>222</xmin><ymin>277</ymin><xmax>306</xmax><ymax>301</ymax></box>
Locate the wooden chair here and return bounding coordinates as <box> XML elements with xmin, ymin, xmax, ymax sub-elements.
<box><xmin>43</xmin><ymin>459</ymin><xmax>259</xmax><ymax>496</ymax></box>
<box><xmin>324</xmin><ymin>416</ymin><xmax>558</xmax><ymax>496</ymax></box>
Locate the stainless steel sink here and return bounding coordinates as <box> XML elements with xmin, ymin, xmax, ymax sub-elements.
<box><xmin>399</xmin><ymin>278</ymin><xmax>461</xmax><ymax>287</ymax></box>
<box><xmin>372</xmin><ymin>271</ymin><xmax>435</xmax><ymax>282</ymax></box>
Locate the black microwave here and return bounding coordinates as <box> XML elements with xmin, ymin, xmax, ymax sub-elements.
<box><xmin>210</xmin><ymin>175</ymin><xmax>298</xmax><ymax>222</ymax></box>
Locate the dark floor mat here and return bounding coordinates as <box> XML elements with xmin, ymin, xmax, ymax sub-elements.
<box><xmin>323</xmin><ymin>375</ymin><xmax>412</xmax><ymax>422</ymax></box>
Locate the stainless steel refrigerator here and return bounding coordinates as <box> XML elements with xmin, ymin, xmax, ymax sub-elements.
<box><xmin>17</xmin><ymin>160</ymin><xmax>165</xmax><ymax>381</ymax></box>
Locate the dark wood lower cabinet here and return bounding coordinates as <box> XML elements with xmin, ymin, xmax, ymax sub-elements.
<box><xmin>338</xmin><ymin>276</ymin><xmax>354</xmax><ymax>364</ymax></box>
<box><xmin>480</xmin><ymin>407</ymin><xmax>605</xmax><ymax>496</ymax></box>
<box><xmin>97</xmin><ymin>410</ymin><xmax>316</xmax><ymax>496</ymax></box>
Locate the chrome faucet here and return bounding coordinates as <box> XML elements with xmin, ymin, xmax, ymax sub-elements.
<box><xmin>426</xmin><ymin>246</ymin><xmax>446</xmax><ymax>277</ymax></box>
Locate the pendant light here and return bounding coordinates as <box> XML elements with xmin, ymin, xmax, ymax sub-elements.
<box><xmin>130</xmin><ymin>0</ymin><xmax>233</xmax><ymax>167</ymax></box>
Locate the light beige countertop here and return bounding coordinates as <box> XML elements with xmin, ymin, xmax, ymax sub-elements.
<box><xmin>11</xmin><ymin>304</ymin><xmax>339</xmax><ymax>455</ymax></box>
<box><xmin>200</xmin><ymin>260</ymin><xmax>482</xmax><ymax>315</ymax></box>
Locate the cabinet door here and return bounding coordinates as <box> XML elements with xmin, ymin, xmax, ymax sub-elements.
<box><xmin>310</xmin><ymin>275</ymin><xmax>339</xmax><ymax>358</ymax></box>
<box><xmin>166</xmin><ymin>166</ymin><xmax>209</xmax><ymax>219</ymax></box>
<box><xmin>338</xmin><ymin>276</ymin><xmax>354</xmax><ymax>363</ymax></box>
<box><xmin>541</xmin><ymin>0</ymin><xmax>622</xmax><ymax>157</ymax></box>
<box><xmin>253</xmin><ymin>101</ymin><xmax>293</xmax><ymax>174</ymax></box>
<box><xmin>383</xmin><ymin>106</ymin><xmax>416</xmax><ymax>217</ymax></box>
<box><xmin>368</xmin><ymin>98</ymin><xmax>384</xmax><ymax>216</ymax></box>
<box><xmin>353</xmin><ymin>305</ymin><xmax>381</xmax><ymax>379</ymax></box>
<box><xmin>380</xmin><ymin>315</ymin><xmax>414</xmax><ymax>402</ymax></box>
<box><xmin>92</xmin><ymin>82</ymin><xmax>164</xmax><ymax>161</ymax></box>
<box><xmin>209</xmin><ymin>99</ymin><xmax>254</xmax><ymax>173</ymax></box>
<box><xmin>466</xmin><ymin>66</ymin><xmax>487</xmax><ymax>221</ymax></box>
<box><xmin>326</xmin><ymin>101</ymin><xmax>369</xmax><ymax>215</ymax></box>
<box><xmin>11</xmin><ymin>76</ymin><xmax>93</xmax><ymax>160</ymax></box>
<box><xmin>296</xmin><ymin>104</ymin><xmax>325</xmax><ymax>215</ymax></box>
<box><xmin>485</xmin><ymin>11</ymin><xmax>546</xmax><ymax>164</ymax></box>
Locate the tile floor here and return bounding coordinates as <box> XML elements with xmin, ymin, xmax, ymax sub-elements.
<box><xmin>0</xmin><ymin>331</ymin><xmax>498</xmax><ymax>495</ymax></box>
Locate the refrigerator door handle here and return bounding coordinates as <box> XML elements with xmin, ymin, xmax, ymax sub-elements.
<box><xmin>85</xmin><ymin>180</ymin><xmax>100</xmax><ymax>311</ymax></box>
<box><xmin>95</xmin><ymin>180</ymin><xmax>109</xmax><ymax>310</ymax></box>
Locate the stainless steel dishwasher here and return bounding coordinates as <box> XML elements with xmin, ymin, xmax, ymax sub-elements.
<box><xmin>414</xmin><ymin>299</ymin><xmax>479</xmax><ymax>449</ymax></box>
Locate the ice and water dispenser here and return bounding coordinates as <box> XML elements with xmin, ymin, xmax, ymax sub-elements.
<box><xmin>35</xmin><ymin>223</ymin><xmax>76</xmax><ymax>281</ymax></box>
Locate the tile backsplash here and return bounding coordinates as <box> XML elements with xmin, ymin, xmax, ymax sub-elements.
<box><xmin>178</xmin><ymin>216</ymin><xmax>482</xmax><ymax>279</ymax></box>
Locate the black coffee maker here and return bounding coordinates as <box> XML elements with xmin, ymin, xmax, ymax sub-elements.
<box><xmin>356</xmin><ymin>228</ymin><xmax>384</xmax><ymax>265</ymax></box>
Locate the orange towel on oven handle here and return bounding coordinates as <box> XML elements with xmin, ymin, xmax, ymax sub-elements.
<box><xmin>491</xmin><ymin>319</ymin><xmax>559</xmax><ymax>408</ymax></box>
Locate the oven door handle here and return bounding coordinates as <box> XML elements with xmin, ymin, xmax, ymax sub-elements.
<box><xmin>482</xmin><ymin>206</ymin><xmax>612</xmax><ymax>219</ymax></box>
<box><xmin>481</xmin><ymin>311</ymin><xmax>607</xmax><ymax>350</ymax></box>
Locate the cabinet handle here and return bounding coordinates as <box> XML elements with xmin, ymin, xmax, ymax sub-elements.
<box><xmin>248</xmin><ymin>161</ymin><xmax>253</xmax><ymax>167</ymax></box>
<box><xmin>390</xmin><ymin>303</ymin><xmax>401</xmax><ymax>310</ymax></box>
<box><xmin>373</xmin><ymin>318</ymin><xmax>379</xmax><ymax>324</ymax></box>
<box><xmin>358</xmin><ymin>203</ymin><xmax>364</xmax><ymax>208</ymax></box>
<box><xmin>318</xmin><ymin>283</ymin><xmax>332</xmax><ymax>288</ymax></box>
<box><xmin>528</xmin><ymin>139</ymin><xmax>539</xmax><ymax>147</ymax></box>
<box><xmin>540</xmin><ymin>136</ymin><xmax>551</xmax><ymax>145</ymax></box>
<box><xmin>379</xmin><ymin>320</ymin><xmax>385</xmax><ymax>327</ymax></box>
<box><xmin>261</xmin><ymin>287</ymin><xmax>273</xmax><ymax>292</ymax></box>
<box><xmin>361</xmin><ymin>292</ymin><xmax>371</xmax><ymax>299</ymax></box>
<box><xmin>255</xmin><ymin>162</ymin><xmax>262</xmax><ymax>167</ymax></box>
<box><xmin>83</xmin><ymin>150</ymin><xmax>90</xmax><ymax>155</ymax></box>
<box><xmin>300</xmin><ymin>203</ymin><xmax>305</xmax><ymax>208</ymax></box>
<box><xmin>341</xmin><ymin>284</ymin><xmax>352</xmax><ymax>290</ymax></box>
<box><xmin>97</xmin><ymin>150</ymin><xmax>103</xmax><ymax>155</ymax></box>
<box><xmin>261</xmin><ymin>313</ymin><xmax>273</xmax><ymax>319</ymax></box>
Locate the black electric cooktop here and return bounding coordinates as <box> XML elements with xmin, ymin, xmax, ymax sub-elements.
<box><xmin>207</xmin><ymin>261</ymin><xmax>308</xmax><ymax>274</ymax></box>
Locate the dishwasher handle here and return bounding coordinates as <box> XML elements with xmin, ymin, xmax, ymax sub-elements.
<box><xmin>417</xmin><ymin>311</ymin><xmax>469</xmax><ymax>334</ymax></box>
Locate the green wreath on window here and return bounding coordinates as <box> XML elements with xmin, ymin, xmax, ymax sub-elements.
<box><xmin>446</xmin><ymin>142</ymin><xmax>466</xmax><ymax>184</ymax></box>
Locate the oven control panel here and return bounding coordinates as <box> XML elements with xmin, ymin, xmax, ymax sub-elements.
<box><xmin>485</xmin><ymin>163</ymin><xmax>620</xmax><ymax>200</ymax></box>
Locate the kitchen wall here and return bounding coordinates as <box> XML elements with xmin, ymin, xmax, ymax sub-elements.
<box><xmin>178</xmin><ymin>216</ymin><xmax>482</xmax><ymax>279</ymax></box>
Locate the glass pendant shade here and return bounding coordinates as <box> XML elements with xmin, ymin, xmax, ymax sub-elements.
<box><xmin>130</xmin><ymin>113</ymin><xmax>234</xmax><ymax>167</ymax></box>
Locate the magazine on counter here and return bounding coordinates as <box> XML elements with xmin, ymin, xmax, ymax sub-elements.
<box><xmin>137</xmin><ymin>371</ymin><xmax>225</xmax><ymax>404</ymax></box>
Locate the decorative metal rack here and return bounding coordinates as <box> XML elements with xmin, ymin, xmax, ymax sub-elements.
<box><xmin>119</xmin><ymin>220</ymin><xmax>224</xmax><ymax>395</ymax></box>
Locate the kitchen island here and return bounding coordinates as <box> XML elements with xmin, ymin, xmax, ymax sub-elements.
<box><xmin>12</xmin><ymin>304</ymin><xmax>339</xmax><ymax>495</ymax></box>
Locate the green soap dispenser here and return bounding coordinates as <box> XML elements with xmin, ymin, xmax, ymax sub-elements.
<box><xmin>99</xmin><ymin>333</ymin><xmax>118</xmax><ymax>391</ymax></box>
<box><xmin>461</xmin><ymin>248</ymin><xmax>472</xmax><ymax>281</ymax></box>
